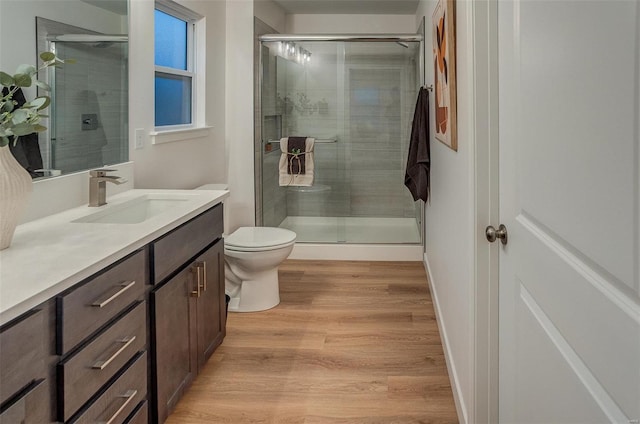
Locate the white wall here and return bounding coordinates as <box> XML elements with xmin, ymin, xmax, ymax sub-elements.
<box><xmin>224</xmin><ymin>0</ymin><xmax>256</xmax><ymax>233</ymax></box>
<box><xmin>286</xmin><ymin>14</ymin><xmax>416</xmax><ymax>34</ymax></box>
<box><xmin>130</xmin><ymin>0</ymin><xmax>227</xmax><ymax>190</ymax></box>
<box><xmin>416</xmin><ymin>1</ymin><xmax>474</xmax><ymax>423</ymax></box>
<box><xmin>131</xmin><ymin>0</ymin><xmax>252</xmax><ymax>236</ymax></box>
<box><xmin>254</xmin><ymin>0</ymin><xmax>286</xmax><ymax>33</ymax></box>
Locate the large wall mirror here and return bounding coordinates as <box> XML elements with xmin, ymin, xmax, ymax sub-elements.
<box><xmin>0</xmin><ymin>0</ymin><xmax>129</xmax><ymax>179</ymax></box>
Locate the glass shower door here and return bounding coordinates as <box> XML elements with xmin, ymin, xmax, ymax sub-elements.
<box><xmin>259</xmin><ymin>38</ymin><xmax>422</xmax><ymax>244</ymax></box>
<box><xmin>339</xmin><ymin>41</ymin><xmax>421</xmax><ymax>243</ymax></box>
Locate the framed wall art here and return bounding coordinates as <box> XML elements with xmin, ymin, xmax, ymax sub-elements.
<box><xmin>432</xmin><ymin>0</ymin><xmax>457</xmax><ymax>151</ymax></box>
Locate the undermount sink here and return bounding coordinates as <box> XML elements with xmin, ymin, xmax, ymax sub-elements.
<box><xmin>73</xmin><ymin>194</ymin><xmax>195</xmax><ymax>224</ymax></box>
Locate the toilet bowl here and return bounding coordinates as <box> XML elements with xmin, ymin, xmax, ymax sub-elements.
<box><xmin>224</xmin><ymin>227</ymin><xmax>296</xmax><ymax>312</ymax></box>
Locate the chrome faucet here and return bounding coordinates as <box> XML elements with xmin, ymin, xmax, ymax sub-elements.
<box><xmin>89</xmin><ymin>169</ymin><xmax>127</xmax><ymax>207</ymax></box>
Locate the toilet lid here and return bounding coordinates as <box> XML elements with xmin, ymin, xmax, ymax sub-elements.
<box><xmin>225</xmin><ymin>227</ymin><xmax>296</xmax><ymax>251</ymax></box>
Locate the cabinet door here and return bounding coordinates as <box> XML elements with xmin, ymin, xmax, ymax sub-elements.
<box><xmin>151</xmin><ymin>267</ymin><xmax>197</xmax><ymax>423</ymax></box>
<box><xmin>194</xmin><ymin>240</ymin><xmax>224</xmax><ymax>372</ymax></box>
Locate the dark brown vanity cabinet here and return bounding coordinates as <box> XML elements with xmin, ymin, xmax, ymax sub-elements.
<box><xmin>0</xmin><ymin>202</ymin><xmax>225</xmax><ymax>424</ymax></box>
<box><xmin>1</xmin><ymin>249</ymin><xmax>150</xmax><ymax>424</ymax></box>
<box><xmin>57</xmin><ymin>249</ymin><xmax>149</xmax><ymax>424</ymax></box>
<box><xmin>151</xmin><ymin>204</ymin><xmax>226</xmax><ymax>423</ymax></box>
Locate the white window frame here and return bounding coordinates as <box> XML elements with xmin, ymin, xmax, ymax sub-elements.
<box><xmin>152</xmin><ymin>0</ymin><xmax>210</xmax><ymax>144</ymax></box>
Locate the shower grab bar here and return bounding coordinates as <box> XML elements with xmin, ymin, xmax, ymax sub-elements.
<box><xmin>268</xmin><ymin>138</ymin><xmax>337</xmax><ymax>144</ymax></box>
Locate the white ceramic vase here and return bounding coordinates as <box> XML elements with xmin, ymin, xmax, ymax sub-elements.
<box><xmin>0</xmin><ymin>144</ymin><xmax>33</xmax><ymax>250</ymax></box>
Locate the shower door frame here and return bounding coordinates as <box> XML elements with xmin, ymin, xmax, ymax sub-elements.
<box><xmin>254</xmin><ymin>27</ymin><xmax>427</xmax><ymax>246</ymax></box>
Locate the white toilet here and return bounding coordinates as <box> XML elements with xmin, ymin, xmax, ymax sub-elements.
<box><xmin>224</xmin><ymin>227</ymin><xmax>296</xmax><ymax>312</ymax></box>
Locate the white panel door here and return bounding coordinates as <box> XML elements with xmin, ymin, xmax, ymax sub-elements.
<box><xmin>498</xmin><ymin>1</ymin><xmax>640</xmax><ymax>422</ymax></box>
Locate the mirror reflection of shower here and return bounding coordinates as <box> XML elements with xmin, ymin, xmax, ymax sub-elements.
<box><xmin>48</xmin><ymin>35</ymin><xmax>128</xmax><ymax>175</ymax></box>
<box><xmin>35</xmin><ymin>17</ymin><xmax>128</xmax><ymax>177</ymax></box>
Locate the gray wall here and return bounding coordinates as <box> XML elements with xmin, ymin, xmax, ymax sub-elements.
<box><xmin>275</xmin><ymin>43</ymin><xmax>419</xmax><ymax>219</ymax></box>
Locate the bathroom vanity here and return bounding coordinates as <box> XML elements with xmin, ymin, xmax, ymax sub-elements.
<box><xmin>0</xmin><ymin>189</ymin><xmax>229</xmax><ymax>424</ymax></box>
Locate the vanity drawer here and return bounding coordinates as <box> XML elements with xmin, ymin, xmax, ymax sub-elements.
<box><xmin>69</xmin><ymin>351</ymin><xmax>147</xmax><ymax>424</ymax></box>
<box><xmin>0</xmin><ymin>309</ymin><xmax>45</xmax><ymax>405</ymax></box>
<box><xmin>57</xmin><ymin>249</ymin><xmax>147</xmax><ymax>354</ymax></box>
<box><xmin>124</xmin><ymin>401</ymin><xmax>148</xmax><ymax>424</ymax></box>
<box><xmin>58</xmin><ymin>302</ymin><xmax>146</xmax><ymax>422</ymax></box>
<box><xmin>0</xmin><ymin>378</ymin><xmax>47</xmax><ymax>423</ymax></box>
<box><xmin>153</xmin><ymin>204</ymin><xmax>223</xmax><ymax>284</ymax></box>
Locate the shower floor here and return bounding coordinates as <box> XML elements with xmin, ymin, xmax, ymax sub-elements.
<box><xmin>279</xmin><ymin>216</ymin><xmax>421</xmax><ymax>244</ymax></box>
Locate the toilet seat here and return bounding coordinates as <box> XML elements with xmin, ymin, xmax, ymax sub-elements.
<box><xmin>225</xmin><ymin>227</ymin><xmax>296</xmax><ymax>252</ymax></box>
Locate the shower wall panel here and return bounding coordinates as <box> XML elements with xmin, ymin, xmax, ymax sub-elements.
<box><xmin>347</xmin><ymin>65</ymin><xmax>416</xmax><ymax>217</ymax></box>
<box><xmin>280</xmin><ymin>47</ymin><xmax>418</xmax><ymax>219</ymax></box>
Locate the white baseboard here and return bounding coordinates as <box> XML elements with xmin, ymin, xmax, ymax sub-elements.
<box><xmin>423</xmin><ymin>253</ymin><xmax>468</xmax><ymax>424</ymax></box>
<box><xmin>289</xmin><ymin>243</ymin><xmax>423</xmax><ymax>261</ymax></box>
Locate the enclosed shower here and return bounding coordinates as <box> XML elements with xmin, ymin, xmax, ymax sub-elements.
<box><xmin>256</xmin><ymin>32</ymin><xmax>424</xmax><ymax>246</ymax></box>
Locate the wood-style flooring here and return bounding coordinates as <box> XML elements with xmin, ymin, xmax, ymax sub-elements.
<box><xmin>166</xmin><ymin>260</ymin><xmax>458</xmax><ymax>423</ymax></box>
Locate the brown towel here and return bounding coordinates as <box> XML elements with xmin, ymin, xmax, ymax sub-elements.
<box><xmin>404</xmin><ymin>87</ymin><xmax>431</xmax><ymax>202</ymax></box>
<box><xmin>287</xmin><ymin>137</ymin><xmax>307</xmax><ymax>174</ymax></box>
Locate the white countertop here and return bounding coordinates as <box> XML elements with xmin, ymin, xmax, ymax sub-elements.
<box><xmin>0</xmin><ymin>189</ymin><xmax>229</xmax><ymax>325</ymax></box>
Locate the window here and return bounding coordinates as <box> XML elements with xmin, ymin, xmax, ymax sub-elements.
<box><xmin>154</xmin><ymin>2</ymin><xmax>200</xmax><ymax>129</ymax></box>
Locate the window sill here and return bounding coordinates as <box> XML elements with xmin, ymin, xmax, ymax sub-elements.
<box><xmin>150</xmin><ymin>126</ymin><xmax>212</xmax><ymax>145</ymax></box>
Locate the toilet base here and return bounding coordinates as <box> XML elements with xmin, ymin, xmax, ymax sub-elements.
<box><xmin>226</xmin><ymin>268</ymin><xmax>280</xmax><ymax>312</ymax></box>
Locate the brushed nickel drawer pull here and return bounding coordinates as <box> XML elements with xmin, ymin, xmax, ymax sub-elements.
<box><xmin>91</xmin><ymin>281</ymin><xmax>136</xmax><ymax>308</ymax></box>
<box><xmin>191</xmin><ymin>263</ymin><xmax>201</xmax><ymax>298</ymax></box>
<box><xmin>91</xmin><ymin>336</ymin><xmax>136</xmax><ymax>370</ymax></box>
<box><xmin>195</xmin><ymin>261</ymin><xmax>207</xmax><ymax>291</ymax></box>
<box><xmin>98</xmin><ymin>389</ymin><xmax>137</xmax><ymax>424</ymax></box>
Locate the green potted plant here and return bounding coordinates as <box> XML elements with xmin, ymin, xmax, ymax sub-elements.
<box><xmin>0</xmin><ymin>52</ymin><xmax>69</xmax><ymax>249</ymax></box>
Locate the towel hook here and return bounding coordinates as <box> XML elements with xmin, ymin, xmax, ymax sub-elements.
<box><xmin>424</xmin><ymin>84</ymin><xmax>433</xmax><ymax>91</ymax></box>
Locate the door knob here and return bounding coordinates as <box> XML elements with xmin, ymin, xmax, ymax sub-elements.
<box><xmin>486</xmin><ymin>224</ymin><xmax>508</xmax><ymax>245</ymax></box>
